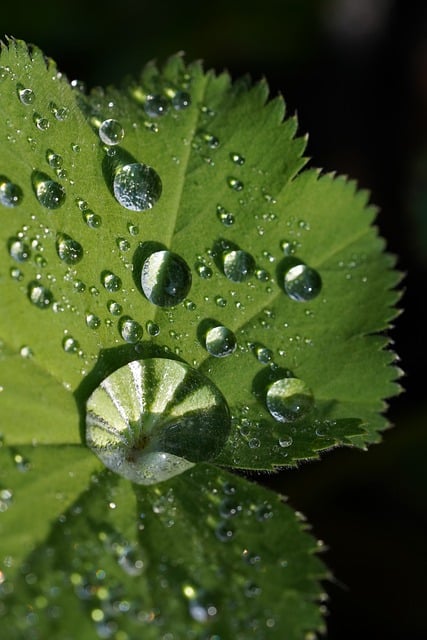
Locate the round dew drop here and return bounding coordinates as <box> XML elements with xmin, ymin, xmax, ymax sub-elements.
<box><xmin>98</xmin><ymin>119</ymin><xmax>124</xmax><ymax>146</ymax></box>
<box><xmin>101</xmin><ymin>271</ymin><xmax>122</xmax><ymax>293</ymax></box>
<box><xmin>141</xmin><ymin>250</ymin><xmax>192</xmax><ymax>307</ymax></box>
<box><xmin>85</xmin><ymin>358</ymin><xmax>231</xmax><ymax>485</ymax></box>
<box><xmin>119</xmin><ymin>316</ymin><xmax>143</xmax><ymax>344</ymax></box>
<box><xmin>8</xmin><ymin>238</ymin><xmax>30</xmax><ymax>262</ymax></box>
<box><xmin>223</xmin><ymin>249</ymin><xmax>255</xmax><ymax>283</ymax></box>
<box><xmin>266</xmin><ymin>377</ymin><xmax>314</xmax><ymax>423</ymax></box>
<box><xmin>0</xmin><ymin>177</ymin><xmax>23</xmax><ymax>207</ymax></box>
<box><xmin>113</xmin><ymin>162</ymin><xmax>162</xmax><ymax>211</ymax></box>
<box><xmin>205</xmin><ymin>326</ymin><xmax>237</xmax><ymax>358</ymax></box>
<box><xmin>17</xmin><ymin>87</ymin><xmax>35</xmax><ymax>105</ymax></box>
<box><xmin>56</xmin><ymin>233</ymin><xmax>83</xmax><ymax>264</ymax></box>
<box><xmin>32</xmin><ymin>172</ymin><xmax>66</xmax><ymax>209</ymax></box>
<box><xmin>283</xmin><ymin>263</ymin><xmax>322</xmax><ymax>302</ymax></box>
<box><xmin>27</xmin><ymin>282</ymin><xmax>54</xmax><ymax>309</ymax></box>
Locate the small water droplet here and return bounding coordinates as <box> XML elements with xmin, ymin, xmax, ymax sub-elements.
<box><xmin>20</xmin><ymin>345</ymin><xmax>34</xmax><ymax>358</ymax></box>
<box><xmin>0</xmin><ymin>489</ymin><xmax>13</xmax><ymax>512</ymax></box>
<box><xmin>49</xmin><ymin>102</ymin><xmax>69</xmax><ymax>121</ymax></box>
<box><xmin>216</xmin><ymin>204</ymin><xmax>235</xmax><ymax>227</ymax></box>
<box><xmin>98</xmin><ymin>118</ymin><xmax>124</xmax><ymax>146</ymax></box>
<box><xmin>56</xmin><ymin>233</ymin><xmax>83</xmax><ymax>264</ymax></box>
<box><xmin>32</xmin><ymin>171</ymin><xmax>66</xmax><ymax>209</ymax></box>
<box><xmin>46</xmin><ymin>149</ymin><xmax>63</xmax><ymax>169</ymax></box>
<box><xmin>107</xmin><ymin>300</ymin><xmax>123</xmax><ymax>316</ymax></box>
<box><xmin>8</xmin><ymin>237</ymin><xmax>31</xmax><ymax>262</ymax></box>
<box><xmin>10</xmin><ymin>267</ymin><xmax>24</xmax><ymax>281</ymax></box>
<box><xmin>227</xmin><ymin>177</ymin><xmax>244</xmax><ymax>191</ymax></box>
<box><xmin>196</xmin><ymin>262</ymin><xmax>212</xmax><ymax>279</ymax></box>
<box><xmin>144</xmin><ymin>94</ymin><xmax>169</xmax><ymax>117</ymax></box>
<box><xmin>229</xmin><ymin>152</ymin><xmax>245</xmax><ymax>165</ymax></box>
<box><xmin>62</xmin><ymin>335</ymin><xmax>80</xmax><ymax>354</ymax></box>
<box><xmin>283</xmin><ymin>263</ymin><xmax>322</xmax><ymax>302</ymax></box>
<box><xmin>205</xmin><ymin>325</ymin><xmax>237</xmax><ymax>358</ymax></box>
<box><xmin>27</xmin><ymin>281</ymin><xmax>54</xmax><ymax>309</ymax></box>
<box><xmin>113</xmin><ymin>162</ymin><xmax>162</xmax><ymax>211</ymax></box>
<box><xmin>116</xmin><ymin>237</ymin><xmax>130</xmax><ymax>252</ymax></box>
<box><xmin>171</xmin><ymin>90</ymin><xmax>191</xmax><ymax>110</ymax></box>
<box><xmin>278</xmin><ymin>435</ymin><xmax>293</xmax><ymax>448</ymax></box>
<box><xmin>33</xmin><ymin>113</ymin><xmax>49</xmax><ymax>131</ymax></box>
<box><xmin>266</xmin><ymin>378</ymin><xmax>314</xmax><ymax>423</ymax></box>
<box><xmin>215</xmin><ymin>521</ymin><xmax>235</xmax><ymax>542</ymax></box>
<box><xmin>85</xmin><ymin>358</ymin><xmax>231</xmax><ymax>485</ymax></box>
<box><xmin>85</xmin><ymin>313</ymin><xmax>101</xmax><ymax>330</ymax></box>
<box><xmin>101</xmin><ymin>270</ymin><xmax>122</xmax><ymax>293</ymax></box>
<box><xmin>146</xmin><ymin>320</ymin><xmax>160</xmax><ymax>336</ymax></box>
<box><xmin>215</xmin><ymin>296</ymin><xmax>227</xmax><ymax>308</ymax></box>
<box><xmin>17</xmin><ymin>85</ymin><xmax>35</xmax><ymax>105</ymax></box>
<box><xmin>0</xmin><ymin>176</ymin><xmax>23</xmax><ymax>207</ymax></box>
<box><xmin>141</xmin><ymin>250</ymin><xmax>191</xmax><ymax>307</ymax></box>
<box><xmin>223</xmin><ymin>249</ymin><xmax>255</xmax><ymax>282</ymax></box>
<box><xmin>248</xmin><ymin>437</ymin><xmax>261</xmax><ymax>449</ymax></box>
<box><xmin>119</xmin><ymin>316</ymin><xmax>143</xmax><ymax>343</ymax></box>
<box><xmin>83</xmin><ymin>210</ymin><xmax>102</xmax><ymax>228</ymax></box>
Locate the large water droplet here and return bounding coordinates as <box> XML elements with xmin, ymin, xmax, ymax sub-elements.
<box><xmin>27</xmin><ymin>281</ymin><xmax>54</xmax><ymax>309</ymax></box>
<box><xmin>205</xmin><ymin>325</ymin><xmax>237</xmax><ymax>358</ymax></box>
<box><xmin>98</xmin><ymin>119</ymin><xmax>124</xmax><ymax>146</ymax></box>
<box><xmin>56</xmin><ymin>232</ymin><xmax>83</xmax><ymax>264</ymax></box>
<box><xmin>32</xmin><ymin>171</ymin><xmax>65</xmax><ymax>209</ymax></box>
<box><xmin>283</xmin><ymin>263</ymin><xmax>322</xmax><ymax>302</ymax></box>
<box><xmin>113</xmin><ymin>162</ymin><xmax>162</xmax><ymax>211</ymax></box>
<box><xmin>141</xmin><ymin>250</ymin><xmax>191</xmax><ymax>307</ymax></box>
<box><xmin>85</xmin><ymin>358</ymin><xmax>231</xmax><ymax>485</ymax></box>
<box><xmin>0</xmin><ymin>176</ymin><xmax>23</xmax><ymax>207</ymax></box>
<box><xmin>266</xmin><ymin>377</ymin><xmax>314</xmax><ymax>423</ymax></box>
<box><xmin>223</xmin><ymin>249</ymin><xmax>255</xmax><ymax>282</ymax></box>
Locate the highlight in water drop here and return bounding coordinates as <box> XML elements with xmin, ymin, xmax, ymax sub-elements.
<box><xmin>113</xmin><ymin>162</ymin><xmax>162</xmax><ymax>211</ymax></box>
<box><xmin>32</xmin><ymin>171</ymin><xmax>65</xmax><ymax>209</ymax></box>
<box><xmin>0</xmin><ymin>176</ymin><xmax>23</xmax><ymax>207</ymax></box>
<box><xmin>266</xmin><ymin>377</ymin><xmax>314</xmax><ymax>423</ymax></box>
<box><xmin>141</xmin><ymin>250</ymin><xmax>192</xmax><ymax>307</ymax></box>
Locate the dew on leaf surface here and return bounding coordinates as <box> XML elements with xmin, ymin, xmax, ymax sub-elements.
<box><xmin>227</xmin><ymin>177</ymin><xmax>244</xmax><ymax>191</ymax></box>
<box><xmin>32</xmin><ymin>171</ymin><xmax>65</xmax><ymax>209</ymax></box>
<box><xmin>56</xmin><ymin>232</ymin><xmax>83</xmax><ymax>264</ymax></box>
<box><xmin>17</xmin><ymin>85</ymin><xmax>35</xmax><ymax>105</ymax></box>
<box><xmin>85</xmin><ymin>358</ymin><xmax>231</xmax><ymax>485</ymax></box>
<box><xmin>33</xmin><ymin>114</ymin><xmax>49</xmax><ymax>131</ymax></box>
<box><xmin>204</xmin><ymin>325</ymin><xmax>237</xmax><ymax>358</ymax></box>
<box><xmin>141</xmin><ymin>250</ymin><xmax>191</xmax><ymax>307</ymax></box>
<box><xmin>266</xmin><ymin>377</ymin><xmax>314</xmax><ymax>423</ymax></box>
<box><xmin>0</xmin><ymin>176</ymin><xmax>23</xmax><ymax>207</ymax></box>
<box><xmin>144</xmin><ymin>94</ymin><xmax>169</xmax><ymax>117</ymax></box>
<box><xmin>107</xmin><ymin>300</ymin><xmax>123</xmax><ymax>316</ymax></box>
<box><xmin>283</xmin><ymin>263</ymin><xmax>322</xmax><ymax>302</ymax></box>
<box><xmin>85</xmin><ymin>313</ymin><xmax>101</xmax><ymax>330</ymax></box>
<box><xmin>27</xmin><ymin>281</ymin><xmax>54</xmax><ymax>309</ymax></box>
<box><xmin>118</xmin><ymin>316</ymin><xmax>143</xmax><ymax>344</ymax></box>
<box><xmin>98</xmin><ymin>118</ymin><xmax>124</xmax><ymax>146</ymax></box>
<box><xmin>8</xmin><ymin>237</ymin><xmax>31</xmax><ymax>262</ymax></box>
<box><xmin>223</xmin><ymin>249</ymin><xmax>255</xmax><ymax>282</ymax></box>
<box><xmin>83</xmin><ymin>210</ymin><xmax>102</xmax><ymax>229</ymax></box>
<box><xmin>146</xmin><ymin>320</ymin><xmax>160</xmax><ymax>336</ymax></box>
<box><xmin>46</xmin><ymin>150</ymin><xmax>63</xmax><ymax>169</ymax></box>
<box><xmin>113</xmin><ymin>162</ymin><xmax>162</xmax><ymax>211</ymax></box>
<box><xmin>62</xmin><ymin>336</ymin><xmax>80</xmax><ymax>354</ymax></box>
<box><xmin>229</xmin><ymin>151</ymin><xmax>245</xmax><ymax>165</ymax></box>
<box><xmin>171</xmin><ymin>90</ymin><xmax>191</xmax><ymax>110</ymax></box>
<box><xmin>101</xmin><ymin>270</ymin><xmax>122</xmax><ymax>293</ymax></box>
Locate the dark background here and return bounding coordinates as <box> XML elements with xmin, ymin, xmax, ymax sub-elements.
<box><xmin>3</xmin><ymin>0</ymin><xmax>426</xmax><ymax>637</ymax></box>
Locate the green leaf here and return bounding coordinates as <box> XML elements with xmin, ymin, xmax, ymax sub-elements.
<box><xmin>0</xmin><ymin>38</ymin><xmax>402</xmax><ymax>637</ymax></box>
<box><xmin>1</xmin><ymin>465</ymin><xmax>326</xmax><ymax>640</ymax></box>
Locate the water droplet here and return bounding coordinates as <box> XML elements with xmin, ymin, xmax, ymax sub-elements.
<box><xmin>283</xmin><ymin>263</ymin><xmax>322</xmax><ymax>302</ymax></box>
<box><xmin>119</xmin><ymin>316</ymin><xmax>143</xmax><ymax>343</ymax></box>
<box><xmin>20</xmin><ymin>345</ymin><xmax>34</xmax><ymax>358</ymax></box>
<box><xmin>215</xmin><ymin>521</ymin><xmax>235</xmax><ymax>542</ymax></box>
<box><xmin>248</xmin><ymin>437</ymin><xmax>261</xmax><ymax>449</ymax></box>
<box><xmin>113</xmin><ymin>162</ymin><xmax>162</xmax><ymax>211</ymax></box>
<box><xmin>141</xmin><ymin>250</ymin><xmax>191</xmax><ymax>307</ymax></box>
<box><xmin>0</xmin><ymin>176</ymin><xmax>23</xmax><ymax>207</ymax></box>
<box><xmin>144</xmin><ymin>94</ymin><xmax>169</xmax><ymax>117</ymax></box>
<box><xmin>116</xmin><ymin>237</ymin><xmax>130</xmax><ymax>252</ymax></box>
<box><xmin>227</xmin><ymin>177</ymin><xmax>244</xmax><ymax>191</ymax></box>
<box><xmin>33</xmin><ymin>113</ymin><xmax>50</xmax><ymax>131</ymax></box>
<box><xmin>86</xmin><ymin>313</ymin><xmax>101</xmax><ymax>330</ymax></box>
<box><xmin>83</xmin><ymin>210</ymin><xmax>102</xmax><ymax>228</ymax></box>
<box><xmin>146</xmin><ymin>320</ymin><xmax>160</xmax><ymax>336</ymax></box>
<box><xmin>215</xmin><ymin>296</ymin><xmax>227</xmax><ymax>308</ymax></box>
<box><xmin>223</xmin><ymin>249</ymin><xmax>255</xmax><ymax>282</ymax></box>
<box><xmin>10</xmin><ymin>267</ymin><xmax>24</xmax><ymax>281</ymax></box>
<box><xmin>27</xmin><ymin>281</ymin><xmax>53</xmax><ymax>309</ymax></box>
<box><xmin>266</xmin><ymin>378</ymin><xmax>314</xmax><ymax>423</ymax></box>
<box><xmin>8</xmin><ymin>237</ymin><xmax>31</xmax><ymax>262</ymax></box>
<box><xmin>171</xmin><ymin>90</ymin><xmax>191</xmax><ymax>110</ymax></box>
<box><xmin>107</xmin><ymin>300</ymin><xmax>123</xmax><ymax>316</ymax></box>
<box><xmin>62</xmin><ymin>335</ymin><xmax>80</xmax><ymax>354</ymax></box>
<box><xmin>17</xmin><ymin>85</ymin><xmax>35</xmax><ymax>105</ymax></box>
<box><xmin>101</xmin><ymin>270</ymin><xmax>122</xmax><ymax>293</ymax></box>
<box><xmin>219</xmin><ymin>498</ymin><xmax>241</xmax><ymax>518</ymax></box>
<box><xmin>56</xmin><ymin>233</ymin><xmax>83</xmax><ymax>264</ymax></box>
<box><xmin>85</xmin><ymin>358</ymin><xmax>231</xmax><ymax>485</ymax></box>
<box><xmin>0</xmin><ymin>489</ymin><xmax>13</xmax><ymax>512</ymax></box>
<box><xmin>127</xmin><ymin>222</ymin><xmax>139</xmax><ymax>236</ymax></box>
<box><xmin>216</xmin><ymin>204</ymin><xmax>235</xmax><ymax>227</ymax></box>
<box><xmin>46</xmin><ymin>149</ymin><xmax>63</xmax><ymax>169</ymax></box>
<box><xmin>229</xmin><ymin>152</ymin><xmax>245</xmax><ymax>165</ymax></box>
<box><xmin>205</xmin><ymin>325</ymin><xmax>237</xmax><ymax>358</ymax></box>
<box><xmin>196</xmin><ymin>262</ymin><xmax>212</xmax><ymax>279</ymax></box>
<box><xmin>244</xmin><ymin>581</ymin><xmax>261</xmax><ymax>598</ymax></box>
<box><xmin>254</xmin><ymin>345</ymin><xmax>272</xmax><ymax>363</ymax></box>
<box><xmin>49</xmin><ymin>102</ymin><xmax>69</xmax><ymax>121</ymax></box>
<box><xmin>32</xmin><ymin>171</ymin><xmax>66</xmax><ymax>209</ymax></box>
<box><xmin>98</xmin><ymin>118</ymin><xmax>124</xmax><ymax>146</ymax></box>
<box><xmin>278</xmin><ymin>435</ymin><xmax>293</xmax><ymax>448</ymax></box>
